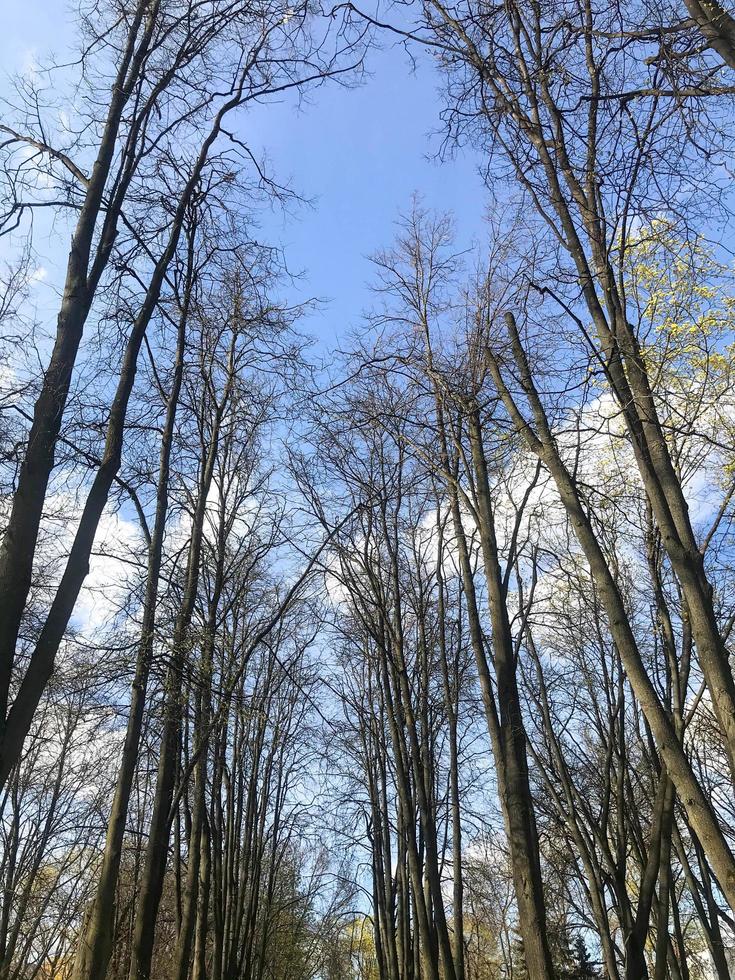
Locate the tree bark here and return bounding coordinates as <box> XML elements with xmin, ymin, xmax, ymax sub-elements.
<box><xmin>486</xmin><ymin>312</ymin><xmax>735</xmax><ymax>909</ymax></box>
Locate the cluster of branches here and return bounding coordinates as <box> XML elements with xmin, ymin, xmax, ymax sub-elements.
<box><xmin>308</xmin><ymin>197</ymin><xmax>735</xmax><ymax>978</ymax></box>
<box><xmin>2</xmin><ymin>233</ymin><xmax>358</xmax><ymax>979</ymax></box>
<box><xmin>3</xmin><ymin>1</ymin><xmax>735</xmax><ymax>979</ymax></box>
<box><xmin>303</xmin><ymin>1</ymin><xmax>735</xmax><ymax>976</ymax></box>
<box><xmin>0</xmin><ymin>0</ymin><xmax>364</xmax><ymax>976</ymax></box>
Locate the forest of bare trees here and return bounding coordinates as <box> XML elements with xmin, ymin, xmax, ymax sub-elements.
<box><xmin>2</xmin><ymin>0</ymin><xmax>735</xmax><ymax>977</ymax></box>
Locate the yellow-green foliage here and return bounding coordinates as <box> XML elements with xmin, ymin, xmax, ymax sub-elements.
<box><xmin>621</xmin><ymin>217</ymin><xmax>735</xmax><ymax>378</ymax></box>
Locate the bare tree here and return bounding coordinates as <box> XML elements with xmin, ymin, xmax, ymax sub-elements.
<box><xmin>0</xmin><ymin>0</ymin><xmax>363</xmax><ymax>786</ymax></box>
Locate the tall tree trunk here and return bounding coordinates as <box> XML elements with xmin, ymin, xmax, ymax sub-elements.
<box><xmin>128</xmin><ymin>375</ymin><xmax>230</xmax><ymax>980</ymax></box>
<box><xmin>0</xmin><ymin>52</ymin><xmax>253</xmax><ymax>788</ymax></box>
<box><xmin>0</xmin><ymin>0</ymin><xmax>158</xmax><ymax>736</ymax></box>
<box><xmin>436</xmin><ymin>513</ymin><xmax>465</xmax><ymax>980</ymax></box>
<box><xmin>71</xmin><ymin>222</ymin><xmax>194</xmax><ymax>980</ymax></box>
<box><xmin>487</xmin><ymin>312</ymin><xmax>735</xmax><ymax>908</ymax></box>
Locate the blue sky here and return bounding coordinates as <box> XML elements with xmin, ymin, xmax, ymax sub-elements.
<box><xmin>2</xmin><ymin>1</ymin><xmax>490</xmax><ymax>350</ymax></box>
<box><xmin>0</xmin><ymin>2</ymin><xmax>492</xmax><ymax>630</ymax></box>
<box><xmin>244</xmin><ymin>44</ymin><xmax>490</xmax><ymax>343</ymax></box>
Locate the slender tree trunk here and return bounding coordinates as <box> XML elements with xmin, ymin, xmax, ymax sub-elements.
<box><xmin>172</xmin><ymin>499</ymin><xmax>224</xmax><ymax>980</ymax></box>
<box><xmin>487</xmin><ymin>312</ymin><xmax>735</xmax><ymax>908</ymax></box>
<box><xmin>653</xmin><ymin>781</ymin><xmax>675</xmax><ymax>980</ymax></box>
<box><xmin>0</xmin><ymin>0</ymin><xmax>158</xmax><ymax>736</ymax></box>
<box><xmin>436</xmin><ymin>514</ymin><xmax>465</xmax><ymax>980</ymax></box>
<box><xmin>465</xmin><ymin>408</ymin><xmax>555</xmax><ymax>980</ymax></box>
<box><xmin>172</xmin><ymin>730</ymin><xmax>206</xmax><ymax>980</ymax></box>
<box><xmin>71</xmin><ymin>225</ymin><xmax>194</xmax><ymax>980</ymax></box>
<box><xmin>128</xmin><ymin>399</ymin><xmax>227</xmax><ymax>980</ymax></box>
<box><xmin>192</xmin><ymin>817</ymin><xmax>211</xmax><ymax>980</ymax></box>
<box><xmin>429</xmin><ymin>389</ymin><xmax>556</xmax><ymax>980</ymax></box>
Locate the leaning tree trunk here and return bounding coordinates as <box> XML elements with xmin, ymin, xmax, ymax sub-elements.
<box><xmin>487</xmin><ymin>313</ymin><xmax>735</xmax><ymax>909</ymax></box>
<box><xmin>71</xmin><ymin>221</ymin><xmax>194</xmax><ymax>980</ymax></box>
<box><xmin>0</xmin><ymin>0</ymin><xmax>158</xmax><ymax>738</ymax></box>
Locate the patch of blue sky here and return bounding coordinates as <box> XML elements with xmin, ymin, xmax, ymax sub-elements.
<box><xmin>1</xmin><ymin>1</ymin><xmax>491</xmax><ymax>354</ymax></box>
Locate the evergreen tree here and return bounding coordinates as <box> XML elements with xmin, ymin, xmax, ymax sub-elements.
<box><xmin>572</xmin><ymin>935</ymin><xmax>599</xmax><ymax>979</ymax></box>
<box><xmin>553</xmin><ymin>926</ymin><xmax>579</xmax><ymax>980</ymax></box>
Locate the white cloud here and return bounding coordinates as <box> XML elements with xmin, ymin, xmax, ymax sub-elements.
<box><xmin>73</xmin><ymin>507</ymin><xmax>143</xmax><ymax>635</ymax></box>
<box><xmin>28</xmin><ymin>265</ymin><xmax>47</xmax><ymax>284</ymax></box>
<box><xmin>24</xmin><ymin>485</ymin><xmax>145</xmax><ymax>640</ymax></box>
